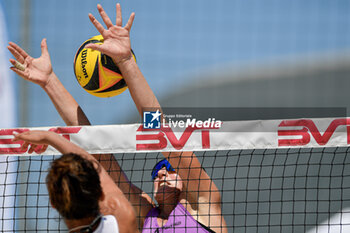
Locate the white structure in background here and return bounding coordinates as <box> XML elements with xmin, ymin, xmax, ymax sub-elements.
<box><xmin>0</xmin><ymin>3</ymin><xmax>16</xmax><ymax>232</ymax></box>
<box><xmin>0</xmin><ymin>4</ymin><xmax>15</xmax><ymax>128</ymax></box>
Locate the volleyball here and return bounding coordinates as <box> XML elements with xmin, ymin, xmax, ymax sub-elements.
<box><xmin>73</xmin><ymin>35</ymin><xmax>135</xmax><ymax>98</ymax></box>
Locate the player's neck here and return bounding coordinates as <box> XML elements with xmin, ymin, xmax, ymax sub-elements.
<box><xmin>65</xmin><ymin>215</ymin><xmax>100</xmax><ymax>233</ymax></box>
<box><xmin>158</xmin><ymin>202</ymin><xmax>177</xmax><ymax>219</ymax></box>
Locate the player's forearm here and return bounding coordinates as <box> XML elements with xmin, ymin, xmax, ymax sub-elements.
<box><xmin>42</xmin><ymin>131</ymin><xmax>88</xmax><ymax>157</ymax></box>
<box><xmin>42</xmin><ymin>72</ymin><xmax>91</xmax><ymax>126</ymax></box>
<box><xmin>118</xmin><ymin>58</ymin><xmax>161</xmax><ymax>115</ymax></box>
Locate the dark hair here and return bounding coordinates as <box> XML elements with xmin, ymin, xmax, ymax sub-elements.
<box><xmin>46</xmin><ymin>153</ymin><xmax>102</xmax><ymax>219</ymax></box>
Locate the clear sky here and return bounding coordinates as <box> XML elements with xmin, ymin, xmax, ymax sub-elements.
<box><xmin>3</xmin><ymin>0</ymin><xmax>350</xmax><ymax>127</ymax></box>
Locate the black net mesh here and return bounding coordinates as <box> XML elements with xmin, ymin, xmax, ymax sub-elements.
<box><xmin>0</xmin><ymin>147</ymin><xmax>349</xmax><ymax>232</ymax></box>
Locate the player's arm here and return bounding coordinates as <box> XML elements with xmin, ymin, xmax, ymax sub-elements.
<box><xmin>85</xmin><ymin>3</ymin><xmax>161</xmax><ymax>116</ymax></box>
<box><xmin>8</xmin><ymin>5</ymin><xmax>153</xmax><ymax>229</ymax></box>
<box><xmin>166</xmin><ymin>151</ymin><xmax>227</xmax><ymax>232</ymax></box>
<box><xmin>13</xmin><ymin>130</ymin><xmax>139</xmax><ymax>233</ymax></box>
<box><xmin>87</xmin><ymin>4</ymin><xmax>226</xmax><ymax>231</ymax></box>
<box><xmin>98</xmin><ymin>154</ymin><xmax>154</xmax><ymax>228</ymax></box>
<box><xmin>117</xmin><ymin>61</ymin><xmax>227</xmax><ymax>230</ymax></box>
<box><xmin>7</xmin><ymin>26</ymin><xmax>149</xmax><ymax>212</ymax></box>
<box><xmin>7</xmin><ymin>39</ymin><xmax>90</xmax><ymax>126</ymax></box>
<box><xmin>119</xmin><ymin>61</ymin><xmax>227</xmax><ymax>230</ymax></box>
<box><xmin>85</xmin><ymin>3</ymin><xmax>156</xmax><ymax>222</ymax></box>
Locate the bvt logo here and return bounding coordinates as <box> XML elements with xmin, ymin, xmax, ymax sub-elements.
<box><xmin>0</xmin><ymin>127</ymin><xmax>82</xmax><ymax>154</ymax></box>
<box><xmin>136</xmin><ymin>125</ymin><xmax>220</xmax><ymax>150</ymax></box>
<box><xmin>278</xmin><ymin>118</ymin><xmax>350</xmax><ymax>146</ymax></box>
<box><xmin>143</xmin><ymin>110</ymin><xmax>162</xmax><ymax>129</ymax></box>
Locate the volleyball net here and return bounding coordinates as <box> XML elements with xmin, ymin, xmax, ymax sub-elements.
<box><xmin>0</xmin><ymin>118</ymin><xmax>350</xmax><ymax>232</ymax></box>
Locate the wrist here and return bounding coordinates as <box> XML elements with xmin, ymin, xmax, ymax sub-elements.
<box><xmin>41</xmin><ymin>72</ymin><xmax>58</xmax><ymax>91</ymax></box>
<box><xmin>113</xmin><ymin>53</ymin><xmax>134</xmax><ymax>67</ymax></box>
<box><xmin>44</xmin><ymin>131</ymin><xmax>55</xmax><ymax>144</ymax></box>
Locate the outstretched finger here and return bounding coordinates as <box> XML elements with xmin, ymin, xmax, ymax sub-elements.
<box><xmin>116</xmin><ymin>3</ymin><xmax>122</xmax><ymax>26</ymax></box>
<box><xmin>84</xmin><ymin>43</ymin><xmax>106</xmax><ymax>54</ymax></box>
<box><xmin>8</xmin><ymin>42</ymin><xmax>29</xmax><ymax>60</ymax></box>
<box><xmin>37</xmin><ymin>145</ymin><xmax>48</xmax><ymax>154</ymax></box>
<box><xmin>97</xmin><ymin>4</ymin><xmax>114</xmax><ymax>29</ymax></box>
<box><xmin>34</xmin><ymin>145</ymin><xmax>46</xmax><ymax>154</ymax></box>
<box><xmin>88</xmin><ymin>13</ymin><xmax>106</xmax><ymax>35</ymax></box>
<box><xmin>20</xmin><ymin>142</ymin><xmax>30</xmax><ymax>152</ymax></box>
<box><xmin>9</xmin><ymin>59</ymin><xmax>25</xmax><ymax>71</ymax></box>
<box><xmin>7</xmin><ymin>45</ymin><xmax>25</xmax><ymax>64</ymax></box>
<box><xmin>28</xmin><ymin>144</ymin><xmax>38</xmax><ymax>154</ymax></box>
<box><xmin>124</xmin><ymin>12</ymin><xmax>135</xmax><ymax>32</ymax></box>
<box><xmin>9</xmin><ymin>64</ymin><xmax>29</xmax><ymax>79</ymax></box>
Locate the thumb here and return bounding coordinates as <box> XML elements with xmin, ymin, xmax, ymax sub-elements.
<box><xmin>41</xmin><ymin>38</ymin><xmax>50</xmax><ymax>58</ymax></box>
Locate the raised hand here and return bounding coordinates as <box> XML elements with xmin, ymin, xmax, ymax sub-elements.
<box><xmin>85</xmin><ymin>3</ymin><xmax>135</xmax><ymax>65</ymax></box>
<box><xmin>7</xmin><ymin>38</ymin><xmax>54</xmax><ymax>88</ymax></box>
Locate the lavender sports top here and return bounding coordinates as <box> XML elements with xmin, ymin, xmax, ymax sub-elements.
<box><xmin>142</xmin><ymin>203</ymin><xmax>214</xmax><ymax>233</ymax></box>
